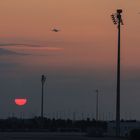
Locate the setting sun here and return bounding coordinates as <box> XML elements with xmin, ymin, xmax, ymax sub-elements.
<box><xmin>14</xmin><ymin>98</ymin><xmax>27</xmax><ymax>106</ymax></box>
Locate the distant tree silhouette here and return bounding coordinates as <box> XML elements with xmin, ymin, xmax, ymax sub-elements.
<box><xmin>0</xmin><ymin>117</ymin><xmax>107</xmax><ymax>132</ymax></box>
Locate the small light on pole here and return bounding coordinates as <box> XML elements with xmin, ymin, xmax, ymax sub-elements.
<box><xmin>111</xmin><ymin>9</ymin><xmax>123</xmax><ymax>137</ymax></box>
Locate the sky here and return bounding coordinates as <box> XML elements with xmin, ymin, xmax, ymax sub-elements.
<box><xmin>0</xmin><ymin>0</ymin><xmax>140</xmax><ymax>120</ymax></box>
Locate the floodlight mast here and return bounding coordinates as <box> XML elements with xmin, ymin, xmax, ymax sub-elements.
<box><xmin>111</xmin><ymin>9</ymin><xmax>123</xmax><ymax>137</ymax></box>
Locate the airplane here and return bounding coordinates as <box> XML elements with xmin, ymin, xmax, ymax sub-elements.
<box><xmin>51</xmin><ymin>28</ymin><xmax>60</xmax><ymax>32</ymax></box>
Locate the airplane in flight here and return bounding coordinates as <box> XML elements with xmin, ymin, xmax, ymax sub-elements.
<box><xmin>51</xmin><ymin>28</ymin><xmax>60</xmax><ymax>32</ymax></box>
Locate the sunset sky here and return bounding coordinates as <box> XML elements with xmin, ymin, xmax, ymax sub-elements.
<box><xmin>0</xmin><ymin>0</ymin><xmax>140</xmax><ymax>119</ymax></box>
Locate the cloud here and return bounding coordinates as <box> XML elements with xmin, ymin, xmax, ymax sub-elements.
<box><xmin>0</xmin><ymin>48</ymin><xmax>29</xmax><ymax>56</ymax></box>
<box><xmin>0</xmin><ymin>42</ymin><xmax>64</xmax><ymax>56</ymax></box>
<box><xmin>0</xmin><ymin>43</ymin><xmax>39</xmax><ymax>47</ymax></box>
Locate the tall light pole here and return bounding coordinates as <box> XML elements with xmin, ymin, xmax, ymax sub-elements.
<box><xmin>111</xmin><ymin>9</ymin><xmax>123</xmax><ymax>137</ymax></box>
<box><xmin>95</xmin><ymin>89</ymin><xmax>99</xmax><ymax>121</ymax></box>
<box><xmin>41</xmin><ymin>74</ymin><xmax>46</xmax><ymax>118</ymax></box>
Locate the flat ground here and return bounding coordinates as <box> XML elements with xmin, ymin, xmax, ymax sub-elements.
<box><xmin>0</xmin><ymin>132</ymin><xmax>127</xmax><ymax>140</ymax></box>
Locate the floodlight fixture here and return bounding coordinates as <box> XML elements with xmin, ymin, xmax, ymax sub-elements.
<box><xmin>111</xmin><ymin>14</ymin><xmax>117</xmax><ymax>25</ymax></box>
<box><xmin>111</xmin><ymin>9</ymin><xmax>124</xmax><ymax>26</ymax></box>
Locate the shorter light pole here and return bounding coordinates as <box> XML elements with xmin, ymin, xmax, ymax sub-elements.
<box><xmin>95</xmin><ymin>89</ymin><xmax>99</xmax><ymax>121</ymax></box>
<box><xmin>41</xmin><ymin>74</ymin><xmax>46</xmax><ymax>118</ymax></box>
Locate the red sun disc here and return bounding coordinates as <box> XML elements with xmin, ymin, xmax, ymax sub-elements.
<box><xmin>15</xmin><ymin>98</ymin><xmax>27</xmax><ymax>106</ymax></box>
